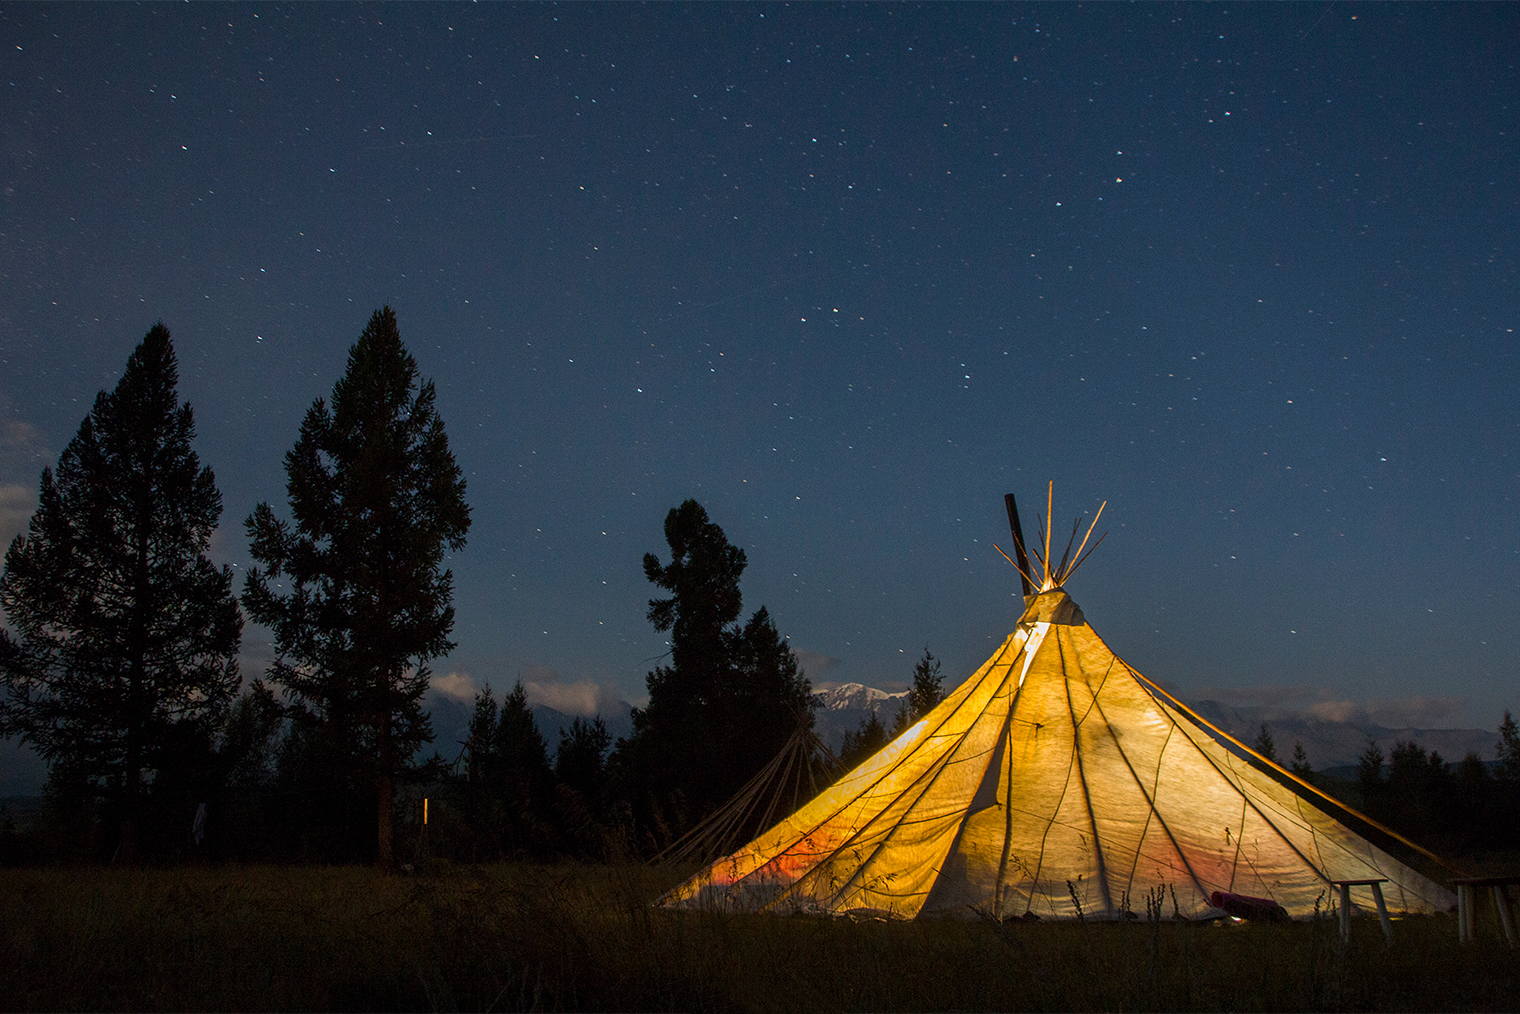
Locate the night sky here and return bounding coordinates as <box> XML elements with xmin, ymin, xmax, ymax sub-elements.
<box><xmin>2</xmin><ymin>4</ymin><xmax>1517</xmax><ymax>791</ymax></box>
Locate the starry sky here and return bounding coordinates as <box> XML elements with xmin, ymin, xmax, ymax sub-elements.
<box><xmin>2</xmin><ymin>3</ymin><xmax>1517</xmax><ymax>789</ymax></box>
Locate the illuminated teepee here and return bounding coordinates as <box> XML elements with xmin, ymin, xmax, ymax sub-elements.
<box><xmin>661</xmin><ymin>488</ymin><xmax>1457</xmax><ymax>921</ymax></box>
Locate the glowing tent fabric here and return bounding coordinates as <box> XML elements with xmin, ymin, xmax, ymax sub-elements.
<box><xmin>661</xmin><ymin>589</ymin><xmax>1456</xmax><ymax>921</ymax></box>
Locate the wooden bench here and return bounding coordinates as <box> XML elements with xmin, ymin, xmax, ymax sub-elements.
<box><xmin>1327</xmin><ymin>879</ymin><xmax>1393</xmax><ymax>945</ymax></box>
<box><xmin>1451</xmin><ymin>876</ymin><xmax>1520</xmax><ymax>947</ymax></box>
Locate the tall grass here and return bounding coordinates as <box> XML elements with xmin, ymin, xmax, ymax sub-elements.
<box><xmin>0</xmin><ymin>862</ymin><xmax>1516</xmax><ymax>1012</ymax></box>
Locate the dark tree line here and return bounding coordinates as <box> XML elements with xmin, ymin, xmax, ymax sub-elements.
<box><xmin>1</xmin><ymin>311</ymin><xmax>470</xmax><ymax>865</ymax></box>
<box><xmin>24</xmin><ymin>314</ymin><xmax>1513</xmax><ymax>871</ymax></box>
<box><xmin>1251</xmin><ymin>716</ymin><xmax>1520</xmax><ymax>857</ymax></box>
<box><xmin>1340</xmin><ymin>715</ymin><xmax>1520</xmax><ymax>854</ymax></box>
<box><xmin>405</xmin><ymin>679</ymin><xmax>621</xmax><ymax>862</ymax></box>
<box><xmin>395</xmin><ymin>500</ymin><xmax>818</xmax><ymax>861</ymax></box>
<box><xmin>200</xmin><ymin>499</ymin><xmax>816</xmax><ymax>865</ymax></box>
<box><xmin>0</xmin><ymin>316</ymin><xmax>826</xmax><ymax>866</ymax></box>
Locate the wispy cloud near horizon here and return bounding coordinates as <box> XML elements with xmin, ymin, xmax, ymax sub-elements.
<box><xmin>0</xmin><ymin>484</ymin><xmax>34</xmax><ymax>547</ymax></box>
<box><xmin>429</xmin><ymin>671</ymin><xmax>483</xmax><ymax>703</ymax></box>
<box><xmin>1189</xmin><ymin>683</ymin><xmax>1468</xmax><ymax>730</ymax></box>
<box><xmin>427</xmin><ymin>665</ymin><xmax>634</xmax><ymax>715</ymax></box>
<box><xmin>524</xmin><ymin>673</ymin><xmax>628</xmax><ymax>717</ymax></box>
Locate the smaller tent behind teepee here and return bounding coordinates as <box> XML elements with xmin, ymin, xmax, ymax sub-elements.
<box><xmin>655</xmin><ymin>714</ymin><xmax>840</xmax><ymax>867</ymax></box>
<box><xmin>662</xmin><ymin>489</ymin><xmax>1458</xmax><ymax>921</ymax></box>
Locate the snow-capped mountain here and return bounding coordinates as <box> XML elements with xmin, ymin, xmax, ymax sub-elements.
<box><xmin>813</xmin><ymin>682</ymin><xmax>908</xmax><ymax>713</ymax></box>
<box><xmin>812</xmin><ymin>682</ymin><xmax>909</xmax><ymax>752</ymax></box>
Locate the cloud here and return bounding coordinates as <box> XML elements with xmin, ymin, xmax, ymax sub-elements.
<box><xmin>1306</xmin><ymin>699</ymin><xmax>1363</xmax><ymax>724</ymax></box>
<box><xmin>0</xmin><ymin>417</ymin><xmax>48</xmax><ymax>472</ymax></box>
<box><xmin>1364</xmin><ymin>695</ymin><xmax>1465</xmax><ymax>729</ymax></box>
<box><xmin>1191</xmin><ymin>683</ymin><xmax>1352</xmax><ymax>722</ymax></box>
<box><xmin>423</xmin><ymin>665</ymin><xmax>625</xmax><ymax>716</ymax></box>
<box><xmin>0</xmin><ymin>484</ymin><xmax>33</xmax><ymax>546</ymax></box>
<box><xmin>1189</xmin><ymin>683</ymin><xmax>1466</xmax><ymax>729</ymax></box>
<box><xmin>429</xmin><ymin>671</ymin><xmax>483</xmax><ymax>703</ymax></box>
<box><xmin>519</xmin><ymin>667</ymin><xmax>623</xmax><ymax>717</ymax></box>
<box><xmin>0</xmin><ymin>406</ymin><xmax>49</xmax><ymax>545</ymax></box>
<box><xmin>793</xmin><ymin>648</ymin><xmax>841</xmax><ymax>678</ymax></box>
<box><xmin>1190</xmin><ymin>684</ymin><xmax>1326</xmax><ymax>711</ymax></box>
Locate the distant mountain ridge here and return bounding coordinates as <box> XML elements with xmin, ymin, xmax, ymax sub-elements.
<box><xmin>1187</xmin><ymin>698</ymin><xmax>1498</xmax><ymax>771</ymax></box>
<box><xmin>420</xmin><ymin>683</ymin><xmax>1500</xmax><ymax>775</ymax></box>
<box><xmin>812</xmin><ymin>682</ymin><xmax>909</xmax><ymax>753</ymax></box>
<box><xmin>808</xmin><ymin>682</ymin><xmax>1499</xmax><ymax>772</ymax></box>
<box><xmin>1</xmin><ymin>683</ymin><xmax>1499</xmax><ymax>796</ymax></box>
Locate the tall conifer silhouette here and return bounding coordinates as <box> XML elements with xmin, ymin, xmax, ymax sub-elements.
<box><xmin>244</xmin><ymin>307</ymin><xmax>470</xmax><ymax>868</ymax></box>
<box><xmin>0</xmin><ymin>323</ymin><xmax>241</xmax><ymax>859</ymax></box>
<box><xmin>619</xmin><ymin>500</ymin><xmax>812</xmax><ymax>835</ymax></box>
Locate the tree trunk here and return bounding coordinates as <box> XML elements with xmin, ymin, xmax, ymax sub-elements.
<box><xmin>121</xmin><ymin>659</ymin><xmax>143</xmax><ymax>865</ymax></box>
<box><xmin>121</xmin><ymin>482</ymin><xmax>152</xmax><ymax>866</ymax></box>
<box><xmin>377</xmin><ymin>708</ymin><xmax>394</xmax><ymax>869</ymax></box>
<box><xmin>119</xmin><ymin>765</ymin><xmax>139</xmax><ymax>865</ymax></box>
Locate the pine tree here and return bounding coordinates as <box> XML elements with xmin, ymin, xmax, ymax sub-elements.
<box><xmin>553</xmin><ymin>714</ymin><xmax>614</xmax><ymax>857</ymax></box>
<box><xmin>221</xmin><ymin>680</ymin><xmax>285</xmax><ymax>792</ymax></box>
<box><xmin>243</xmin><ymin>307</ymin><xmax>470</xmax><ymax>868</ymax></box>
<box><xmin>728</xmin><ymin>605</ymin><xmax>815</xmax><ymax>771</ymax></box>
<box><xmin>1253</xmin><ymin>723</ymin><xmax>1277</xmax><ymax>763</ymax></box>
<box><xmin>909</xmin><ymin>647</ymin><xmax>945</xmax><ymax>717</ymax></box>
<box><xmin>641</xmin><ymin>499</ymin><xmax>746</xmax><ymax>721</ymax></box>
<box><xmin>1456</xmin><ymin>752</ymin><xmax>1493</xmax><ymax>844</ymax></box>
<box><xmin>1289</xmin><ymin>741</ymin><xmax>1314</xmax><ymax>783</ymax></box>
<box><xmin>894</xmin><ymin>647</ymin><xmax>944</xmax><ymax>735</ymax></box>
<box><xmin>1382</xmin><ymin>741</ymin><xmax>1453</xmax><ymax>837</ymax></box>
<box><xmin>841</xmin><ymin>709</ymin><xmax>890</xmax><ymax>769</ymax></box>
<box><xmin>465</xmin><ymin>686</ymin><xmax>502</xmax><ymax>788</ymax></box>
<box><xmin>619</xmin><ymin>500</ymin><xmax>811</xmax><ymax>830</ymax></box>
<box><xmin>1357</xmin><ymin>737</ymin><xmax>1385</xmax><ymax>814</ymax></box>
<box><xmin>464</xmin><ymin>681</ymin><xmax>551</xmax><ymax>856</ymax></box>
<box><xmin>556</xmin><ymin>716</ymin><xmax>612</xmax><ymax>800</ymax></box>
<box><xmin>1497</xmin><ymin>710</ymin><xmax>1520</xmax><ymax>782</ymax></box>
<box><xmin>494</xmin><ymin>681</ymin><xmax>550</xmax><ymax>787</ymax></box>
<box><xmin>0</xmin><ymin>324</ymin><xmax>241</xmax><ymax>858</ymax></box>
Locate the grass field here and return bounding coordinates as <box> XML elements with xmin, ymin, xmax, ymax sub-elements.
<box><xmin>1</xmin><ymin>861</ymin><xmax>1517</xmax><ymax>1012</ymax></box>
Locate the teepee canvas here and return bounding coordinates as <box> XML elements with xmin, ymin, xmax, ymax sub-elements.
<box><xmin>662</xmin><ymin>495</ymin><xmax>1456</xmax><ymax>922</ymax></box>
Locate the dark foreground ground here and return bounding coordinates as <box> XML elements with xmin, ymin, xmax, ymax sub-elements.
<box><xmin>0</xmin><ymin>862</ymin><xmax>1517</xmax><ymax>1012</ymax></box>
